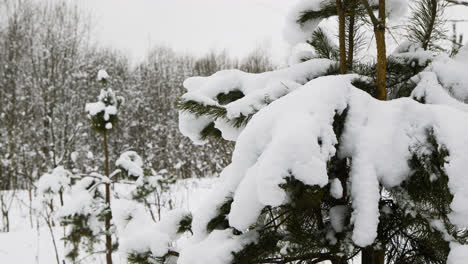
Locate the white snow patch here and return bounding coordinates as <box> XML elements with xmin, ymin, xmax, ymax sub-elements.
<box><xmin>330</xmin><ymin>205</ymin><xmax>347</xmax><ymax>233</ymax></box>
<box><xmin>189</xmin><ymin>74</ymin><xmax>468</xmax><ymax>250</ymax></box>
<box><xmin>180</xmin><ymin>59</ymin><xmax>336</xmax><ymax>143</ymax></box>
<box><xmin>448</xmin><ymin>243</ymin><xmax>468</xmax><ymax>264</ymax></box>
<box><xmin>330</xmin><ymin>178</ymin><xmax>343</xmax><ymax>199</ymax></box>
<box><xmin>97</xmin><ymin>69</ymin><xmax>109</xmax><ymax>81</ymax></box>
<box><xmin>116</xmin><ymin>151</ymin><xmax>144</xmax><ymax>178</ymax></box>
<box><xmin>178</xmin><ymin>230</ymin><xmax>257</xmax><ymax>264</ymax></box>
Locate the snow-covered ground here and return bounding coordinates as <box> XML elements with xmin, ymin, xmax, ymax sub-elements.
<box><xmin>0</xmin><ymin>177</ymin><xmax>216</xmax><ymax>264</ymax></box>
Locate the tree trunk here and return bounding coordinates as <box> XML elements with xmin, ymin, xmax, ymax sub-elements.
<box><xmin>362</xmin><ymin>247</ymin><xmax>385</xmax><ymax>264</ymax></box>
<box><xmin>375</xmin><ymin>0</ymin><xmax>387</xmax><ymax>101</ymax></box>
<box><xmin>103</xmin><ymin>132</ymin><xmax>113</xmax><ymax>264</ymax></box>
<box><xmin>336</xmin><ymin>0</ymin><xmax>347</xmax><ymax>74</ymax></box>
<box><xmin>347</xmin><ymin>1</ymin><xmax>357</xmax><ymax>70</ymax></box>
<box><xmin>375</xmin><ymin>250</ymin><xmax>385</xmax><ymax>264</ymax></box>
<box><xmin>359</xmin><ymin>1</ymin><xmax>387</xmax><ymax>261</ymax></box>
<box><xmin>375</xmin><ymin>27</ymin><xmax>387</xmax><ymax>100</ymax></box>
<box><xmin>331</xmin><ymin>257</ymin><xmax>348</xmax><ymax>264</ymax></box>
<box><xmin>45</xmin><ymin>214</ymin><xmax>61</xmax><ymax>264</ymax></box>
<box><xmin>360</xmin><ymin>0</ymin><xmax>387</xmax><ymax>100</ymax></box>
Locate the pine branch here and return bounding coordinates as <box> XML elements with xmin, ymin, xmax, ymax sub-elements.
<box><xmin>175</xmin><ymin>99</ymin><xmax>227</xmax><ymax>120</ymax></box>
<box><xmin>360</xmin><ymin>0</ymin><xmax>380</xmax><ymax>27</ymax></box>
<box><xmin>445</xmin><ymin>0</ymin><xmax>468</xmax><ymax>5</ymax></box>
<box><xmin>297</xmin><ymin>1</ymin><xmax>337</xmax><ymax>25</ymax></box>
<box><xmin>176</xmin><ymin>98</ymin><xmax>255</xmax><ymax>140</ymax></box>
<box><xmin>424</xmin><ymin>0</ymin><xmax>439</xmax><ymax>49</ymax></box>
<box><xmin>307</xmin><ymin>27</ymin><xmax>340</xmax><ymax>60</ymax></box>
<box><xmin>176</xmin><ymin>99</ymin><xmax>253</xmax><ymax>128</ymax></box>
<box><xmin>257</xmin><ymin>253</ymin><xmax>332</xmax><ymax>264</ymax></box>
<box><xmin>407</xmin><ymin>0</ymin><xmax>447</xmax><ymax>50</ymax></box>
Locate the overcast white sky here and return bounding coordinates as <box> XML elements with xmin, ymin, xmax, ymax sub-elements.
<box><xmin>77</xmin><ymin>0</ymin><xmax>468</xmax><ymax>65</ymax></box>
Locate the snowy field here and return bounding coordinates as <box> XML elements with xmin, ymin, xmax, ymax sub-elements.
<box><xmin>0</xmin><ymin>178</ymin><xmax>216</xmax><ymax>264</ymax></box>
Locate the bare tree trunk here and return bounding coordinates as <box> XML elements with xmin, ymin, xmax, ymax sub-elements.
<box><xmin>361</xmin><ymin>247</ymin><xmax>373</xmax><ymax>264</ymax></box>
<box><xmin>361</xmin><ymin>0</ymin><xmax>387</xmax><ymax>100</ymax></box>
<box><xmin>103</xmin><ymin>132</ymin><xmax>113</xmax><ymax>264</ymax></box>
<box><xmin>28</xmin><ymin>184</ymin><xmax>33</xmax><ymax>228</ymax></box>
<box><xmin>145</xmin><ymin>200</ymin><xmax>156</xmax><ymax>222</ymax></box>
<box><xmin>347</xmin><ymin>0</ymin><xmax>357</xmax><ymax>70</ymax></box>
<box><xmin>155</xmin><ymin>190</ymin><xmax>162</xmax><ymax>221</ymax></box>
<box><xmin>58</xmin><ymin>189</ymin><xmax>66</xmax><ymax>264</ymax></box>
<box><xmin>0</xmin><ymin>194</ymin><xmax>8</xmax><ymax>232</ymax></box>
<box><xmin>331</xmin><ymin>257</ymin><xmax>347</xmax><ymax>264</ymax></box>
<box><xmin>45</xmin><ymin>214</ymin><xmax>61</xmax><ymax>264</ymax></box>
<box><xmin>360</xmin><ymin>0</ymin><xmax>387</xmax><ymax>262</ymax></box>
<box><xmin>36</xmin><ymin>217</ymin><xmax>41</xmax><ymax>264</ymax></box>
<box><xmin>336</xmin><ymin>0</ymin><xmax>347</xmax><ymax>74</ymax></box>
<box><xmin>375</xmin><ymin>0</ymin><xmax>387</xmax><ymax>100</ymax></box>
<box><xmin>362</xmin><ymin>247</ymin><xmax>385</xmax><ymax>264</ymax></box>
<box><xmin>375</xmin><ymin>250</ymin><xmax>385</xmax><ymax>264</ymax></box>
<box><xmin>375</xmin><ymin>30</ymin><xmax>387</xmax><ymax>100</ymax></box>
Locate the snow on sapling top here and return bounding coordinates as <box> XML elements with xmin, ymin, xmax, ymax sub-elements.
<box><xmin>116</xmin><ymin>151</ymin><xmax>144</xmax><ymax>179</ymax></box>
<box><xmin>58</xmin><ymin>177</ymin><xmax>97</xmax><ymax>217</ymax></box>
<box><xmin>85</xmin><ymin>70</ymin><xmax>124</xmax><ymax>133</ymax></box>
<box><xmin>37</xmin><ymin>166</ymin><xmax>72</xmax><ymax>198</ymax></box>
<box><xmin>178</xmin><ymin>59</ymin><xmax>335</xmax><ymax>144</ymax></box>
<box><xmin>97</xmin><ymin>69</ymin><xmax>109</xmax><ymax>82</ymax></box>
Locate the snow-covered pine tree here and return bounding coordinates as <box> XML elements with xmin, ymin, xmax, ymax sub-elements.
<box><xmin>155</xmin><ymin>1</ymin><xmax>468</xmax><ymax>264</ymax></box>
<box><xmin>59</xmin><ymin>70</ymin><xmax>123</xmax><ymax>264</ymax></box>
<box><xmin>90</xmin><ymin>69</ymin><xmax>122</xmax><ymax>264</ymax></box>
<box><xmin>57</xmin><ymin>72</ymin><xmax>183</xmax><ymax>263</ymax></box>
<box><xmin>36</xmin><ymin>166</ymin><xmax>73</xmax><ymax>264</ymax></box>
<box><xmin>115</xmin><ymin>150</ymin><xmax>176</xmax><ymax>222</ymax></box>
<box><xmin>58</xmin><ymin>172</ymin><xmax>107</xmax><ymax>263</ymax></box>
<box><xmin>36</xmin><ymin>166</ymin><xmax>72</xmax><ymax>213</ymax></box>
<box><xmin>110</xmin><ymin>150</ymin><xmax>190</xmax><ymax>264</ymax></box>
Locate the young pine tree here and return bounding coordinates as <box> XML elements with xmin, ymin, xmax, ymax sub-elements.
<box><xmin>59</xmin><ymin>70</ymin><xmax>123</xmax><ymax>264</ymax></box>
<box><xmin>167</xmin><ymin>1</ymin><xmax>468</xmax><ymax>264</ymax></box>
<box><xmin>36</xmin><ymin>166</ymin><xmax>73</xmax><ymax>264</ymax></box>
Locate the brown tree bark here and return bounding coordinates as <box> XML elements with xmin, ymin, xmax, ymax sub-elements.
<box><xmin>103</xmin><ymin>132</ymin><xmax>113</xmax><ymax>264</ymax></box>
<box><xmin>360</xmin><ymin>0</ymin><xmax>387</xmax><ymax>263</ymax></box>
<box><xmin>361</xmin><ymin>0</ymin><xmax>387</xmax><ymax>100</ymax></box>
<box><xmin>375</xmin><ymin>0</ymin><xmax>387</xmax><ymax>101</ymax></box>
<box><xmin>337</xmin><ymin>0</ymin><xmax>347</xmax><ymax>74</ymax></box>
<box><xmin>375</xmin><ymin>27</ymin><xmax>387</xmax><ymax>101</ymax></box>
<box><xmin>362</xmin><ymin>247</ymin><xmax>385</xmax><ymax>264</ymax></box>
<box><xmin>331</xmin><ymin>257</ymin><xmax>348</xmax><ymax>264</ymax></box>
<box><xmin>347</xmin><ymin>0</ymin><xmax>357</xmax><ymax>70</ymax></box>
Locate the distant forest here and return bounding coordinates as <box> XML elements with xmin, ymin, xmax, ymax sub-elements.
<box><xmin>0</xmin><ymin>0</ymin><xmax>275</xmax><ymax>190</ymax></box>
